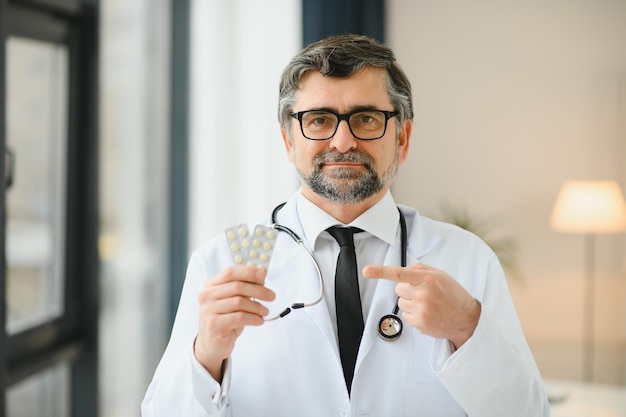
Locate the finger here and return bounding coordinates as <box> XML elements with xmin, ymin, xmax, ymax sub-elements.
<box><xmin>206</xmin><ymin>296</ymin><xmax>271</xmax><ymax>318</ymax></box>
<box><xmin>363</xmin><ymin>263</ymin><xmax>426</xmax><ymax>284</ymax></box>
<box><xmin>203</xmin><ymin>266</ymin><xmax>274</xmax><ymax>301</ymax></box>
<box><xmin>211</xmin><ymin>265</ymin><xmax>267</xmax><ymax>285</ymax></box>
<box><xmin>199</xmin><ymin>298</ymin><xmax>271</xmax><ymax>336</ymax></box>
<box><xmin>200</xmin><ymin>280</ymin><xmax>276</xmax><ymax>304</ymax></box>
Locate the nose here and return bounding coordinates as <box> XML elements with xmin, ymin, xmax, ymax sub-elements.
<box><xmin>329</xmin><ymin>120</ymin><xmax>358</xmax><ymax>153</ymax></box>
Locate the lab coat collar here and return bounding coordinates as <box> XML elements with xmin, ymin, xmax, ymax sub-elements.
<box><xmin>398</xmin><ymin>204</ymin><xmax>442</xmax><ymax>263</ymax></box>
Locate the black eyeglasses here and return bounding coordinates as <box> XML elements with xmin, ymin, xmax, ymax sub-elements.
<box><xmin>290</xmin><ymin>109</ymin><xmax>399</xmax><ymax>140</ymax></box>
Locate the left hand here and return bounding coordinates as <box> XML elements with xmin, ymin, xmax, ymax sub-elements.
<box><xmin>363</xmin><ymin>262</ymin><xmax>480</xmax><ymax>349</ymax></box>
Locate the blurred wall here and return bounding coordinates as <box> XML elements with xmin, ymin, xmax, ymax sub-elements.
<box><xmin>388</xmin><ymin>0</ymin><xmax>626</xmax><ymax>384</ymax></box>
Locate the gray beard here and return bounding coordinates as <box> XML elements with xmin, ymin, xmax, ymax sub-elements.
<box><xmin>296</xmin><ymin>149</ymin><xmax>398</xmax><ymax>204</ymax></box>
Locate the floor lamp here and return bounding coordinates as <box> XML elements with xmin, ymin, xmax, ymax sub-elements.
<box><xmin>550</xmin><ymin>180</ymin><xmax>626</xmax><ymax>382</ymax></box>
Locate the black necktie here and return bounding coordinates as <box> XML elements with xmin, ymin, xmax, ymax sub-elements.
<box><xmin>327</xmin><ymin>226</ymin><xmax>364</xmax><ymax>395</ymax></box>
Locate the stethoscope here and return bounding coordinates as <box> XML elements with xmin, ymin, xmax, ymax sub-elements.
<box><xmin>269</xmin><ymin>202</ymin><xmax>406</xmax><ymax>342</ymax></box>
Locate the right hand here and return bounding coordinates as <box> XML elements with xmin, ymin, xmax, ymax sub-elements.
<box><xmin>194</xmin><ymin>266</ymin><xmax>276</xmax><ymax>381</ymax></box>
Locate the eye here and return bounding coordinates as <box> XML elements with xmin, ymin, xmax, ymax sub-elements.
<box><xmin>357</xmin><ymin>115</ymin><xmax>372</xmax><ymax>124</ymax></box>
<box><xmin>312</xmin><ymin>116</ymin><xmax>331</xmax><ymax>126</ymax></box>
<box><xmin>351</xmin><ymin>111</ymin><xmax>384</xmax><ymax>130</ymax></box>
<box><xmin>302</xmin><ymin>112</ymin><xmax>336</xmax><ymax>130</ymax></box>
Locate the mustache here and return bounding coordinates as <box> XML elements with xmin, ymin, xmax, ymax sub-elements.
<box><xmin>313</xmin><ymin>150</ymin><xmax>375</xmax><ymax>167</ymax></box>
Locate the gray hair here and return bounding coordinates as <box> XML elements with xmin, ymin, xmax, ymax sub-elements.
<box><xmin>278</xmin><ymin>34</ymin><xmax>413</xmax><ymax>133</ymax></box>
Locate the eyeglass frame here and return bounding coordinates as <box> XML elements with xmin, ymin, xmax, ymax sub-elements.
<box><xmin>289</xmin><ymin>109</ymin><xmax>399</xmax><ymax>141</ymax></box>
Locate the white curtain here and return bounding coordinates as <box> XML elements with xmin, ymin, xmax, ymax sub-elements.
<box><xmin>189</xmin><ymin>0</ymin><xmax>301</xmax><ymax>251</ymax></box>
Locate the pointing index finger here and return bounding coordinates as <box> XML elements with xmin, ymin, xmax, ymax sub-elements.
<box><xmin>363</xmin><ymin>262</ymin><xmax>425</xmax><ymax>284</ymax></box>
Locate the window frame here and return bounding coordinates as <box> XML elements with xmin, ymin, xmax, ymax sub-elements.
<box><xmin>1</xmin><ymin>0</ymin><xmax>99</xmax><ymax>415</ymax></box>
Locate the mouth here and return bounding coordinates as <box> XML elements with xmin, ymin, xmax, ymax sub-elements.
<box><xmin>320</xmin><ymin>162</ymin><xmax>367</xmax><ymax>181</ymax></box>
<box><xmin>322</xmin><ymin>161</ymin><xmax>364</xmax><ymax>169</ymax></box>
<box><xmin>322</xmin><ymin>161</ymin><xmax>367</xmax><ymax>175</ymax></box>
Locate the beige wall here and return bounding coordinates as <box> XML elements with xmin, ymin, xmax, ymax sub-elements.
<box><xmin>388</xmin><ymin>1</ymin><xmax>626</xmax><ymax>384</ymax></box>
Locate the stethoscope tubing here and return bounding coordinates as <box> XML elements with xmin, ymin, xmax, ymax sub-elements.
<box><xmin>269</xmin><ymin>202</ymin><xmax>407</xmax><ymax>341</ymax></box>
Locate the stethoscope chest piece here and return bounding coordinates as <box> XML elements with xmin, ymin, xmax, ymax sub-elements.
<box><xmin>378</xmin><ymin>314</ymin><xmax>403</xmax><ymax>341</ymax></box>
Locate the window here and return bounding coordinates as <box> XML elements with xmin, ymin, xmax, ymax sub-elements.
<box><xmin>5</xmin><ymin>36</ymin><xmax>69</xmax><ymax>336</ymax></box>
<box><xmin>1</xmin><ymin>1</ymin><xmax>99</xmax><ymax>416</ymax></box>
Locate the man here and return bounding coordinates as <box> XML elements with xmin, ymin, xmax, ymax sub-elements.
<box><xmin>142</xmin><ymin>34</ymin><xmax>550</xmax><ymax>416</ymax></box>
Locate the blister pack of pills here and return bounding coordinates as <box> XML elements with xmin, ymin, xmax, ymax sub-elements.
<box><xmin>224</xmin><ymin>224</ymin><xmax>278</xmax><ymax>269</ymax></box>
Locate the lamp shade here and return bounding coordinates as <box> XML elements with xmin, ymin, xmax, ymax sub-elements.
<box><xmin>550</xmin><ymin>181</ymin><xmax>626</xmax><ymax>233</ymax></box>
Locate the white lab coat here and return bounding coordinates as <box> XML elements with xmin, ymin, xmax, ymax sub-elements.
<box><xmin>142</xmin><ymin>195</ymin><xmax>550</xmax><ymax>417</ymax></box>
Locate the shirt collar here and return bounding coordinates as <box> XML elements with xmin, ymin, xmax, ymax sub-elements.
<box><xmin>296</xmin><ymin>190</ymin><xmax>399</xmax><ymax>247</ymax></box>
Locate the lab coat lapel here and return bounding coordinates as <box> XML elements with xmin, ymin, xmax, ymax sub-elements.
<box><xmin>265</xmin><ymin>199</ymin><xmax>338</xmax><ymax>357</ymax></box>
<box><xmin>358</xmin><ymin>246</ymin><xmax>401</xmax><ymax>364</ymax></box>
<box><xmin>356</xmin><ymin>208</ymin><xmax>442</xmax><ymax>369</ymax></box>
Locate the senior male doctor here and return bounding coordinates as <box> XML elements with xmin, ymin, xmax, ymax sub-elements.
<box><xmin>142</xmin><ymin>34</ymin><xmax>550</xmax><ymax>417</ymax></box>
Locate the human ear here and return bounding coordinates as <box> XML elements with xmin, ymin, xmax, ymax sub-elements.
<box><xmin>397</xmin><ymin>119</ymin><xmax>412</xmax><ymax>164</ymax></box>
<box><xmin>281</xmin><ymin>129</ymin><xmax>295</xmax><ymax>164</ymax></box>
